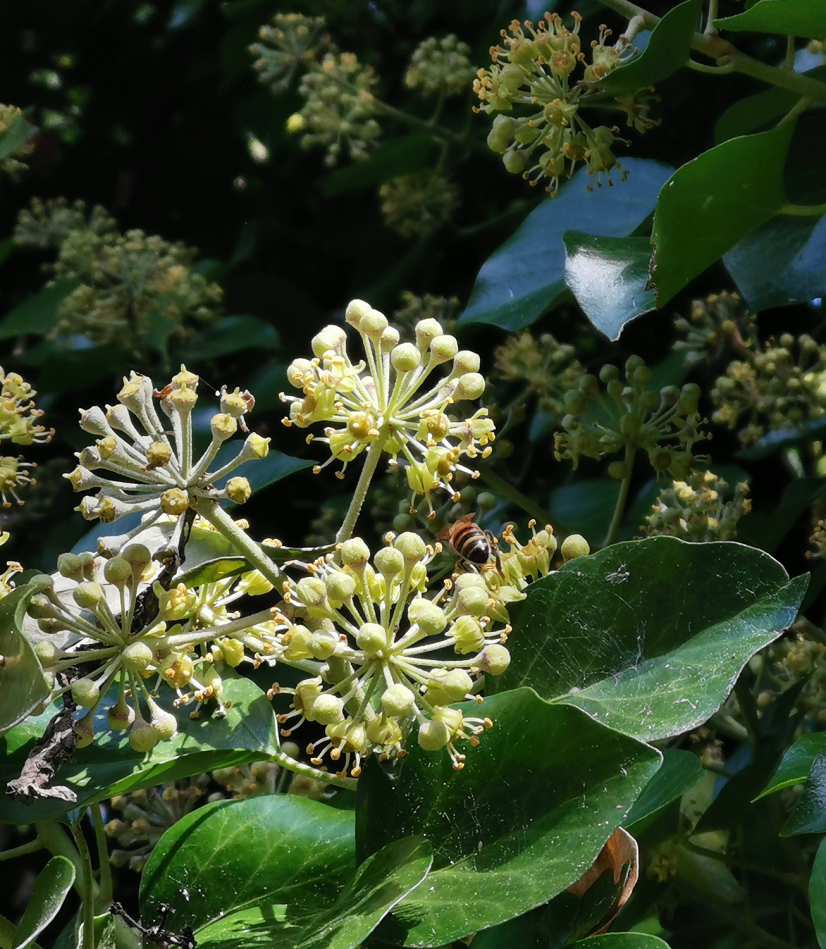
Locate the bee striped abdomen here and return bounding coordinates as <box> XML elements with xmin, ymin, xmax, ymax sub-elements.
<box><xmin>438</xmin><ymin>513</ymin><xmax>493</xmax><ymax>565</ymax></box>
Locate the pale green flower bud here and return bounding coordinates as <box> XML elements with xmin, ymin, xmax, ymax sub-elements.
<box><xmin>71</xmin><ymin>677</ymin><xmax>100</xmax><ymax>708</ymax></box>
<box><xmin>122</xmin><ymin>544</ymin><xmax>152</xmax><ymax>578</ymax></box>
<box><xmin>440</xmin><ymin>669</ymin><xmax>473</xmax><ymax>701</ymax></box>
<box><xmin>325</xmin><ymin>570</ymin><xmax>356</xmax><ymax>602</ymax></box>
<box><xmin>456</xmin><ymin>585</ymin><xmax>488</xmax><ymax>617</ymax></box>
<box><xmin>356</xmin><ymin>622</ymin><xmax>387</xmax><ymax>656</ymax></box>
<box><xmin>74</xmin><ymin>581</ymin><xmax>104</xmax><ymax>610</ymax></box>
<box><xmin>408</xmin><ymin>597</ymin><xmax>447</xmax><ymax>635</ymax></box>
<box><xmin>34</xmin><ymin>641</ymin><xmax>56</xmax><ymax>666</ymax></box>
<box><xmin>394</xmin><ymin>531</ymin><xmax>426</xmax><ymax>563</ymax></box>
<box><xmin>150</xmin><ymin>704</ymin><xmax>178</xmax><ymax>741</ymax></box>
<box><xmin>561</xmin><ymin>534</ymin><xmax>590</xmax><ymax>562</ymax></box>
<box><xmin>309</xmin><ymin>629</ymin><xmax>339</xmax><ymax>660</ymax></box>
<box><xmin>418</xmin><ymin>719</ymin><xmax>451</xmax><ymax>750</ymax></box>
<box><xmin>104</xmin><ymin>556</ymin><xmax>131</xmax><ymax>585</ymax></box>
<box><xmin>295</xmin><ymin>576</ymin><xmax>328</xmax><ymax>610</ymax></box>
<box><xmin>122</xmin><ymin>641</ymin><xmax>154</xmax><ymax>672</ymax></box>
<box><xmin>453</xmin><ymin>351</ymin><xmax>480</xmax><ymax>374</ymax></box>
<box><xmin>380</xmin><ymin>327</ymin><xmax>400</xmax><ymax>352</ymax></box>
<box><xmin>454</xmin><ymin>373</ymin><xmax>485</xmax><ymax>401</ymax></box>
<box><xmin>382</xmin><ymin>683</ymin><xmax>416</xmax><ymax>717</ymax></box>
<box><xmin>75</xmin><ymin>709</ymin><xmax>96</xmax><ymax>749</ymax></box>
<box><xmin>57</xmin><ymin>553</ymin><xmax>83</xmax><ymax>580</ymax></box>
<box><xmin>284</xmin><ymin>625</ymin><xmax>314</xmax><ymax>661</ymax></box>
<box><xmin>360</xmin><ymin>309</ymin><xmax>389</xmax><ymax>340</ymax></box>
<box><xmin>415</xmin><ymin>318</ymin><xmax>443</xmax><ymax>351</ymax></box>
<box><xmin>345</xmin><ymin>299</ymin><xmax>372</xmax><ymax>328</ymax></box>
<box><xmin>340</xmin><ymin>538</ymin><xmax>370</xmax><ymax>568</ymax></box>
<box><xmin>477</xmin><ymin>643</ymin><xmax>511</xmax><ymax>675</ymax></box>
<box><xmin>374</xmin><ymin>546</ymin><xmax>404</xmax><ymax>577</ymax></box>
<box><xmin>312</xmin><ymin>325</ymin><xmax>348</xmax><ymax>358</ymax></box>
<box><xmin>391</xmin><ymin>343</ymin><xmax>422</xmax><ymax>373</ymax></box>
<box><xmin>295</xmin><ymin>678</ymin><xmax>323</xmax><ymax>713</ymax></box>
<box><xmin>108</xmin><ymin>694</ymin><xmax>135</xmax><ymax>731</ymax></box>
<box><xmin>449</xmin><ymin>615</ymin><xmax>485</xmax><ymax>654</ymax></box>
<box><xmin>287</xmin><ymin>358</ymin><xmax>314</xmax><ymax>388</ymax></box>
<box><xmin>226</xmin><ymin>477</ymin><xmax>251</xmax><ymax>504</ymax></box>
<box><xmin>312</xmin><ymin>693</ymin><xmax>344</xmax><ymax>725</ymax></box>
<box><xmin>216</xmin><ymin>637</ymin><xmax>245</xmax><ymax>667</ymax></box>
<box><xmin>129</xmin><ymin>720</ymin><xmax>160</xmax><ymax>753</ymax></box>
<box><xmin>366</xmin><ymin>716</ymin><xmax>403</xmax><ymax>747</ymax></box>
<box><xmin>429</xmin><ymin>335</ymin><xmax>458</xmax><ymax>364</ymax></box>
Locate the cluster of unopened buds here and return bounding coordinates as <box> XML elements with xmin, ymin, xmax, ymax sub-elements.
<box><xmin>0</xmin><ymin>367</ymin><xmax>54</xmax><ymax>506</ymax></box>
<box><xmin>644</xmin><ymin>471</ymin><xmax>751</xmax><ymax>542</ymax></box>
<box><xmin>281</xmin><ymin>298</ymin><xmax>495</xmax><ymax>518</ymax></box>
<box><xmin>475</xmin><ymin>13</ymin><xmax>657</xmax><ymax>193</ymax></box>
<box><xmin>378</xmin><ymin>170</ymin><xmax>459</xmax><ymax>238</ymax></box>
<box><xmin>404</xmin><ymin>35</ymin><xmax>476</xmax><ymax>97</ymax></box>
<box><xmin>0</xmin><ymin>104</ymin><xmax>33</xmax><ymax>179</ymax></box>
<box><xmin>494</xmin><ymin>330</ymin><xmax>584</xmax><ymax>422</ymax></box>
<box><xmin>674</xmin><ymin>291</ymin><xmax>755</xmax><ymax>369</ymax></box>
<box><xmin>554</xmin><ymin>356</ymin><xmax>708</xmax><ymax>480</ymax></box>
<box><xmin>269</xmin><ymin>532</ymin><xmax>512</xmax><ymax>775</ymax></box>
<box><xmin>249</xmin><ymin>12</ymin><xmax>329</xmax><ymax>94</ymax></box>
<box><xmin>64</xmin><ymin>365</ymin><xmax>269</xmax><ymax>534</ymax></box>
<box><xmin>711</xmin><ymin>334</ymin><xmax>826</xmax><ymax>446</ymax></box>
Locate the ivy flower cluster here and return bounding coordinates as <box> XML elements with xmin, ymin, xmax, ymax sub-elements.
<box><xmin>249</xmin><ymin>13</ymin><xmax>329</xmax><ymax>94</ymax></box>
<box><xmin>404</xmin><ymin>35</ymin><xmax>476</xmax><ymax>97</ymax></box>
<box><xmin>674</xmin><ymin>291</ymin><xmax>755</xmax><ymax>369</ymax></box>
<box><xmin>554</xmin><ymin>356</ymin><xmax>707</xmax><ymax>480</ymax></box>
<box><xmin>711</xmin><ymin>334</ymin><xmax>826</xmax><ymax>446</ymax></box>
<box><xmin>64</xmin><ymin>366</ymin><xmax>269</xmax><ymax>536</ymax></box>
<box><xmin>0</xmin><ymin>104</ymin><xmax>34</xmax><ymax>180</ymax></box>
<box><xmin>494</xmin><ymin>330</ymin><xmax>584</xmax><ymax>422</ymax></box>
<box><xmin>644</xmin><ymin>471</ymin><xmax>751</xmax><ymax>542</ymax></box>
<box><xmin>0</xmin><ymin>367</ymin><xmax>53</xmax><ymax>507</ymax></box>
<box><xmin>268</xmin><ymin>532</ymin><xmax>511</xmax><ymax>775</ymax></box>
<box><xmin>281</xmin><ymin>299</ymin><xmax>495</xmax><ymax>519</ymax></box>
<box><xmin>475</xmin><ymin>14</ymin><xmax>654</xmax><ymax>193</ymax></box>
<box><xmin>378</xmin><ymin>170</ymin><xmax>459</xmax><ymax>239</ymax></box>
<box><xmin>28</xmin><ymin>535</ymin><xmax>279</xmax><ymax>752</ymax></box>
<box><xmin>14</xmin><ymin>198</ymin><xmax>223</xmax><ymax>352</ymax></box>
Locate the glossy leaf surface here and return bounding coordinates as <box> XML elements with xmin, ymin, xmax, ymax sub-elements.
<box><xmin>781</xmin><ymin>748</ymin><xmax>826</xmax><ymax>835</ymax></box>
<box><xmin>11</xmin><ymin>856</ymin><xmax>76</xmax><ymax>949</ymax></box>
<box><xmin>458</xmin><ymin>159</ymin><xmax>672</xmax><ymax>331</ymax></box>
<box><xmin>0</xmin><ymin>279</ymin><xmax>82</xmax><ymax>341</ymax></box>
<box><xmin>562</xmin><ymin>232</ymin><xmax>655</xmax><ymax>339</ymax></box>
<box><xmin>0</xmin><ymin>585</ymin><xmax>49</xmax><ymax>736</ymax></box>
<box><xmin>193</xmin><ymin>837</ymin><xmax>432</xmax><ymax>949</ymax></box>
<box><xmin>758</xmin><ymin>732</ymin><xmax>826</xmax><ymax>798</ymax></box>
<box><xmin>812</xmin><ymin>836</ymin><xmax>826</xmax><ymax>949</ymax></box>
<box><xmin>650</xmin><ymin>123</ymin><xmax>794</xmax><ymax>307</ymax></box>
<box><xmin>358</xmin><ymin>689</ymin><xmax>661</xmax><ymax>947</ymax></box>
<box><xmin>141</xmin><ymin>794</ymin><xmax>357</xmax><ymax>932</ymax></box>
<box><xmin>624</xmin><ymin>748</ymin><xmax>704</xmax><ymax>831</ymax></box>
<box><xmin>491</xmin><ymin>537</ymin><xmax>806</xmax><ymax>741</ymax></box>
<box><xmin>715</xmin><ymin>0</ymin><xmax>826</xmax><ymax>39</ymax></box>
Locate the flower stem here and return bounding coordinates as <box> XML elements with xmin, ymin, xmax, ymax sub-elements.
<box><xmin>604</xmin><ymin>445</ymin><xmax>636</xmax><ymax>547</ymax></box>
<box><xmin>70</xmin><ymin>822</ymin><xmax>97</xmax><ymax>949</ymax></box>
<box><xmin>90</xmin><ymin>803</ymin><xmax>113</xmax><ymax>910</ymax></box>
<box><xmin>337</xmin><ymin>434</ymin><xmax>388</xmax><ymax>543</ymax></box>
<box><xmin>476</xmin><ymin>463</ymin><xmax>561</xmax><ymax>535</ymax></box>
<box><xmin>190</xmin><ymin>496</ymin><xmax>283</xmax><ymax>587</ymax></box>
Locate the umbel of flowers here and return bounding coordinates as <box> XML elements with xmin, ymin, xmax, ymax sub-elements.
<box><xmin>0</xmin><ymin>366</ymin><xmax>54</xmax><ymax>507</ymax></box>
<box><xmin>281</xmin><ymin>298</ymin><xmax>495</xmax><ymax>538</ymax></box>
<box><xmin>475</xmin><ymin>13</ymin><xmax>658</xmax><ymax>194</ymax></box>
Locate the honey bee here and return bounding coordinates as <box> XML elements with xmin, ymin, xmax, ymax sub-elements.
<box><xmin>438</xmin><ymin>513</ymin><xmax>499</xmax><ymax>570</ymax></box>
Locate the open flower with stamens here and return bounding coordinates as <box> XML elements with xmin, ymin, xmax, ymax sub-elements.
<box><xmin>267</xmin><ymin>532</ymin><xmax>510</xmax><ymax>775</ymax></box>
<box><xmin>64</xmin><ymin>366</ymin><xmax>270</xmax><ymax>541</ymax></box>
<box><xmin>26</xmin><ymin>534</ymin><xmax>280</xmax><ymax>752</ymax></box>
<box><xmin>280</xmin><ymin>299</ymin><xmax>494</xmax><ymax>519</ymax></box>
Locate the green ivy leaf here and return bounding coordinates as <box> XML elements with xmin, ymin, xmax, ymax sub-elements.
<box><xmin>0</xmin><ymin>111</ymin><xmax>37</xmax><ymax>163</ymax></box>
<box><xmin>0</xmin><ymin>586</ymin><xmax>50</xmax><ymax>736</ymax></box>
<box><xmin>757</xmin><ymin>733</ymin><xmax>826</xmax><ymax>799</ymax></box>
<box><xmin>624</xmin><ymin>748</ymin><xmax>705</xmax><ymax>832</ymax></box>
<box><xmin>562</xmin><ymin>233</ymin><xmax>656</xmax><ymax>339</ymax></box>
<box><xmin>650</xmin><ymin>123</ymin><xmax>794</xmax><ymax>307</ymax></box>
<box><xmin>598</xmin><ymin>0</ymin><xmax>703</xmax><ymax>95</ymax></box>
<box><xmin>11</xmin><ymin>856</ymin><xmax>76</xmax><ymax>949</ymax></box>
<box><xmin>490</xmin><ymin>537</ymin><xmax>806</xmax><ymax>742</ymax></box>
<box><xmin>737</xmin><ymin>476</ymin><xmax>826</xmax><ymax>553</ymax></box>
<box><xmin>724</xmin><ymin>213</ymin><xmax>826</xmax><ymax>312</ymax></box>
<box><xmin>0</xmin><ymin>676</ymin><xmax>278</xmax><ymax>824</ymax></box>
<box><xmin>357</xmin><ymin>689</ymin><xmax>661</xmax><ymax>948</ymax></box>
<box><xmin>781</xmin><ymin>748</ymin><xmax>826</xmax><ymax>835</ymax></box>
<box><xmin>715</xmin><ymin>0</ymin><xmax>826</xmax><ymax>40</ymax></box>
<box><xmin>0</xmin><ymin>279</ymin><xmax>82</xmax><ymax>342</ymax></box>
<box><xmin>812</xmin><ymin>836</ymin><xmax>826</xmax><ymax>949</ymax></box>
<box><xmin>179</xmin><ymin>315</ymin><xmax>280</xmax><ymax>361</ymax></box>
<box><xmin>576</xmin><ymin>935</ymin><xmax>673</xmax><ymax>949</ymax></box>
<box><xmin>193</xmin><ymin>837</ymin><xmax>432</xmax><ymax>949</ymax></box>
<box><xmin>320</xmin><ymin>136</ymin><xmax>438</xmax><ymax>198</ymax></box>
<box><xmin>141</xmin><ymin>795</ymin><xmax>357</xmax><ymax>932</ymax></box>
<box><xmin>457</xmin><ymin>159</ymin><xmax>673</xmax><ymax>331</ymax></box>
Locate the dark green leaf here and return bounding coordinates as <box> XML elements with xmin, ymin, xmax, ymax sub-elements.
<box><xmin>650</xmin><ymin>123</ymin><xmax>794</xmax><ymax>307</ymax></box>
<box><xmin>491</xmin><ymin>537</ymin><xmax>806</xmax><ymax>742</ymax></box>
<box><xmin>211</xmin><ymin>444</ymin><xmax>314</xmax><ymax>496</ymax></box>
<box><xmin>194</xmin><ymin>836</ymin><xmax>432</xmax><ymax>949</ymax></box>
<box><xmin>0</xmin><ymin>676</ymin><xmax>278</xmax><ymax>824</ymax></box>
<box><xmin>0</xmin><ymin>239</ymin><xmax>14</xmax><ymax>267</ymax></box>
<box><xmin>0</xmin><ymin>279</ymin><xmax>82</xmax><ymax>342</ymax></box>
<box><xmin>782</xmin><ymin>748</ymin><xmax>826</xmax><ymax>835</ymax></box>
<box><xmin>737</xmin><ymin>476</ymin><xmax>826</xmax><ymax>552</ymax></box>
<box><xmin>562</xmin><ymin>232</ymin><xmax>656</xmax><ymax>339</ymax></box>
<box><xmin>715</xmin><ymin>0</ymin><xmax>826</xmax><ymax>39</ymax></box>
<box><xmin>598</xmin><ymin>0</ymin><xmax>703</xmax><ymax>95</ymax></box>
<box><xmin>0</xmin><ymin>111</ymin><xmax>37</xmax><ymax>163</ymax></box>
<box><xmin>358</xmin><ymin>689</ymin><xmax>661</xmax><ymax>947</ymax></box>
<box><xmin>576</xmin><ymin>935</ymin><xmax>672</xmax><ymax>949</ymax></box>
<box><xmin>625</xmin><ymin>749</ymin><xmax>705</xmax><ymax>832</ymax></box>
<box><xmin>458</xmin><ymin>159</ymin><xmax>673</xmax><ymax>331</ymax></box>
<box><xmin>11</xmin><ymin>856</ymin><xmax>76</xmax><ymax>949</ymax></box>
<box><xmin>141</xmin><ymin>794</ymin><xmax>357</xmax><ymax>932</ymax></box>
<box><xmin>319</xmin><ymin>136</ymin><xmax>439</xmax><ymax>198</ymax></box>
<box><xmin>547</xmin><ymin>479</ymin><xmax>621</xmax><ymax>548</ymax></box>
<box><xmin>0</xmin><ymin>585</ymin><xmax>50</xmax><ymax>736</ymax></box>
<box><xmin>177</xmin><ymin>315</ymin><xmax>279</xmax><ymax>361</ymax></box>
<box><xmin>724</xmin><ymin>213</ymin><xmax>826</xmax><ymax>313</ymax></box>
<box><xmin>812</xmin><ymin>836</ymin><xmax>826</xmax><ymax>948</ymax></box>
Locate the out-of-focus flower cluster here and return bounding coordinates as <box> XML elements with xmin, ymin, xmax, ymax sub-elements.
<box><xmin>0</xmin><ymin>105</ymin><xmax>34</xmax><ymax>180</ymax></box>
<box><xmin>269</xmin><ymin>532</ymin><xmax>512</xmax><ymax>775</ymax></box>
<box><xmin>393</xmin><ymin>292</ymin><xmax>460</xmax><ymax>338</ymax></box>
<box><xmin>643</xmin><ymin>471</ymin><xmax>751</xmax><ymax>542</ymax></box>
<box><xmin>287</xmin><ymin>51</ymin><xmax>381</xmax><ymax>166</ymax></box>
<box><xmin>378</xmin><ymin>170</ymin><xmax>459</xmax><ymax>238</ymax></box>
<box><xmin>28</xmin><ymin>534</ymin><xmax>279</xmax><ymax>752</ymax></box>
<box><xmin>754</xmin><ymin>629</ymin><xmax>826</xmax><ymax>725</ymax></box>
<box><xmin>494</xmin><ymin>330</ymin><xmax>584</xmax><ymax>422</ymax></box>
<box><xmin>674</xmin><ymin>291</ymin><xmax>755</xmax><ymax>369</ymax></box>
<box><xmin>249</xmin><ymin>13</ymin><xmax>330</xmax><ymax>94</ymax></box>
<box><xmin>65</xmin><ymin>366</ymin><xmax>269</xmax><ymax>531</ymax></box>
<box><xmin>554</xmin><ymin>356</ymin><xmax>707</xmax><ymax>481</ymax></box>
<box><xmin>405</xmin><ymin>35</ymin><xmax>476</xmax><ymax>97</ymax></box>
<box><xmin>711</xmin><ymin>334</ymin><xmax>826</xmax><ymax>446</ymax></box>
<box><xmin>475</xmin><ymin>14</ymin><xmax>657</xmax><ymax>193</ymax></box>
<box><xmin>0</xmin><ymin>367</ymin><xmax>53</xmax><ymax>507</ymax></box>
<box><xmin>14</xmin><ymin>198</ymin><xmax>223</xmax><ymax>351</ymax></box>
<box><xmin>281</xmin><ymin>298</ymin><xmax>494</xmax><ymax>517</ymax></box>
